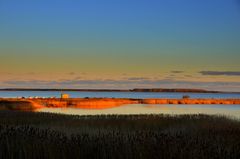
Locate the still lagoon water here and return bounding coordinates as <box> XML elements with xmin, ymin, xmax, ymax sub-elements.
<box><xmin>38</xmin><ymin>104</ymin><xmax>240</xmax><ymax>119</ymax></box>
<box><xmin>1</xmin><ymin>91</ymin><xmax>240</xmax><ymax>118</ymax></box>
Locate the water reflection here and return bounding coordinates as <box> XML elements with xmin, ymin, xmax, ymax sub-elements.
<box><xmin>37</xmin><ymin>104</ymin><xmax>240</xmax><ymax>119</ymax></box>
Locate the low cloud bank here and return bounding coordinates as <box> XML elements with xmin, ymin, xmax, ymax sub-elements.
<box><xmin>1</xmin><ymin>79</ymin><xmax>240</xmax><ymax>92</ymax></box>
<box><xmin>171</xmin><ymin>71</ymin><xmax>184</xmax><ymax>74</ymax></box>
<box><xmin>199</xmin><ymin>71</ymin><xmax>240</xmax><ymax>76</ymax></box>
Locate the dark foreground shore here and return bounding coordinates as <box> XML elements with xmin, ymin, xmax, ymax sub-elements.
<box><xmin>0</xmin><ymin>111</ymin><xmax>240</xmax><ymax>159</ymax></box>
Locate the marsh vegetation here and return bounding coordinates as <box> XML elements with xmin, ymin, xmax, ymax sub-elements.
<box><xmin>0</xmin><ymin>111</ymin><xmax>240</xmax><ymax>159</ymax></box>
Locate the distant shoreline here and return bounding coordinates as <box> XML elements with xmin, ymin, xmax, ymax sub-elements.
<box><xmin>1</xmin><ymin>98</ymin><xmax>240</xmax><ymax>111</ymax></box>
<box><xmin>0</xmin><ymin>88</ymin><xmax>236</xmax><ymax>93</ymax></box>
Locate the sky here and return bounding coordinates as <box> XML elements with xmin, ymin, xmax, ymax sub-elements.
<box><xmin>0</xmin><ymin>0</ymin><xmax>240</xmax><ymax>91</ymax></box>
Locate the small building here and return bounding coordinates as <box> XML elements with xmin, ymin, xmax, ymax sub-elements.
<box><xmin>61</xmin><ymin>93</ymin><xmax>70</xmax><ymax>99</ymax></box>
<box><xmin>182</xmin><ymin>95</ymin><xmax>190</xmax><ymax>99</ymax></box>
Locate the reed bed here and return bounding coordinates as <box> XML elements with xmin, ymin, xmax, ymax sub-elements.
<box><xmin>0</xmin><ymin>111</ymin><xmax>240</xmax><ymax>159</ymax></box>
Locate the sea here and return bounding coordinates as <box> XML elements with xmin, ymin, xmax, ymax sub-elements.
<box><xmin>0</xmin><ymin>91</ymin><xmax>240</xmax><ymax>99</ymax></box>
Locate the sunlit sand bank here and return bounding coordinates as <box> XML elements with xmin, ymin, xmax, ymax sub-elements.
<box><xmin>0</xmin><ymin>98</ymin><xmax>240</xmax><ymax>111</ymax></box>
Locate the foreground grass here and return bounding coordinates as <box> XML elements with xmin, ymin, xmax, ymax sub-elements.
<box><xmin>0</xmin><ymin>111</ymin><xmax>240</xmax><ymax>159</ymax></box>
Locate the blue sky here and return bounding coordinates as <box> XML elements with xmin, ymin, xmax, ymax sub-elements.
<box><xmin>0</xmin><ymin>0</ymin><xmax>240</xmax><ymax>91</ymax></box>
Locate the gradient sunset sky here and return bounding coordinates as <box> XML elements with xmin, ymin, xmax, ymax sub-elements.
<box><xmin>0</xmin><ymin>0</ymin><xmax>240</xmax><ymax>91</ymax></box>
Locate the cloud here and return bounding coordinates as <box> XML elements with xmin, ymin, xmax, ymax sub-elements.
<box><xmin>1</xmin><ymin>79</ymin><xmax>240</xmax><ymax>92</ymax></box>
<box><xmin>171</xmin><ymin>71</ymin><xmax>184</xmax><ymax>74</ymax></box>
<box><xmin>184</xmin><ymin>75</ymin><xmax>192</xmax><ymax>77</ymax></box>
<box><xmin>26</xmin><ymin>72</ymin><xmax>35</xmax><ymax>75</ymax></box>
<box><xmin>127</xmin><ymin>77</ymin><xmax>151</xmax><ymax>81</ymax></box>
<box><xmin>74</xmin><ymin>76</ymin><xmax>82</xmax><ymax>80</ymax></box>
<box><xmin>199</xmin><ymin>71</ymin><xmax>240</xmax><ymax>76</ymax></box>
<box><xmin>68</xmin><ymin>72</ymin><xmax>75</xmax><ymax>75</ymax></box>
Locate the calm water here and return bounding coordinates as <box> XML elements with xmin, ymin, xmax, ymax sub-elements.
<box><xmin>38</xmin><ymin>104</ymin><xmax>240</xmax><ymax>119</ymax></box>
<box><xmin>0</xmin><ymin>91</ymin><xmax>240</xmax><ymax>99</ymax></box>
<box><xmin>1</xmin><ymin>91</ymin><xmax>240</xmax><ymax>118</ymax></box>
